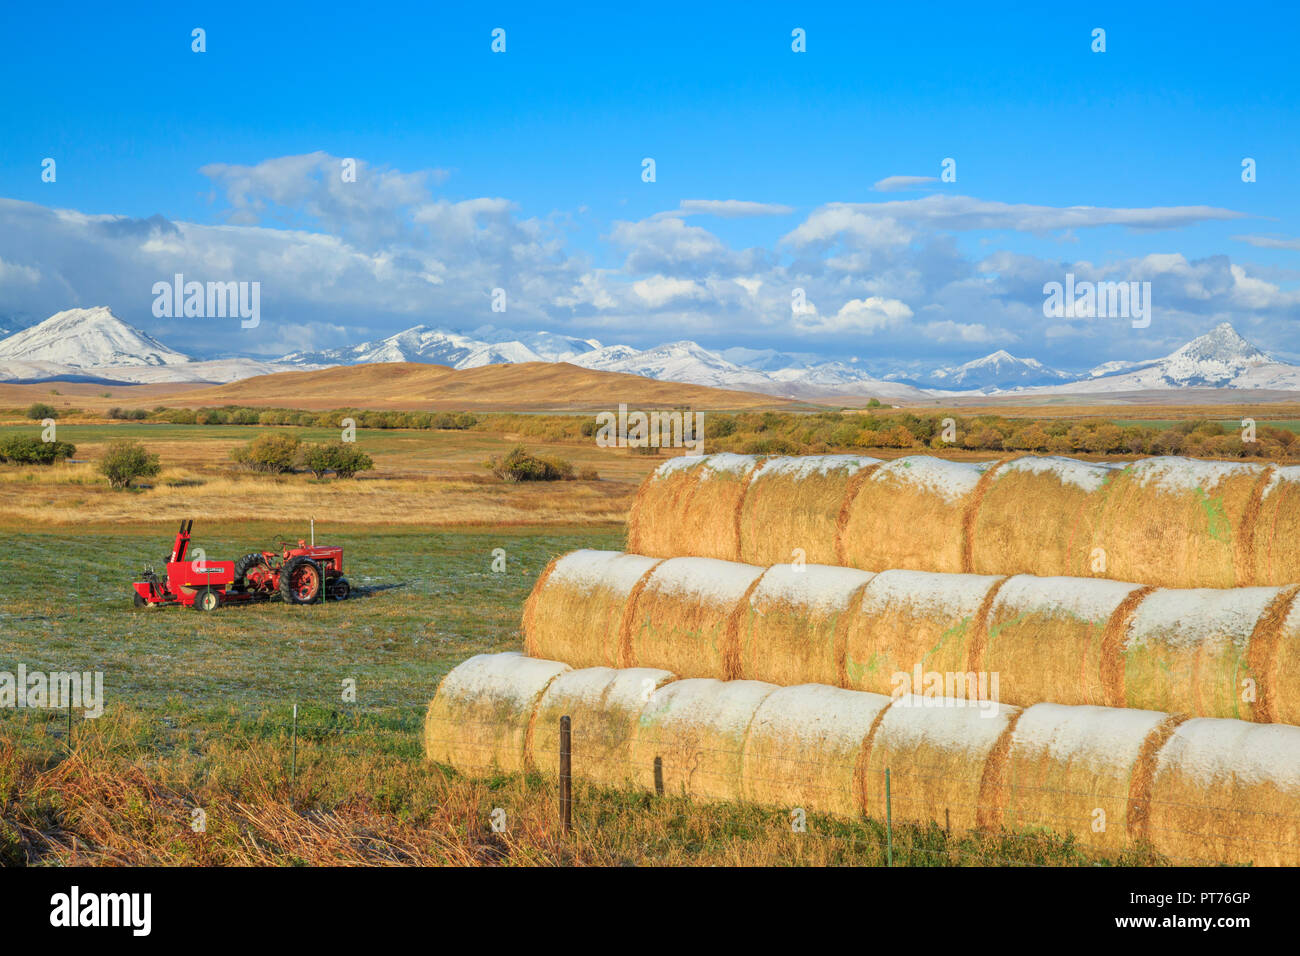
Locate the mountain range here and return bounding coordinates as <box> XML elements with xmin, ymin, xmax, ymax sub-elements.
<box><xmin>0</xmin><ymin>307</ymin><xmax>1297</xmax><ymax>399</ymax></box>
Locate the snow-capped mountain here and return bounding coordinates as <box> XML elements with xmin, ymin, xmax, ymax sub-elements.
<box><xmin>0</xmin><ymin>307</ymin><xmax>312</xmax><ymax>384</ymax></box>
<box><xmin>922</xmin><ymin>350</ymin><xmax>1073</xmax><ymax>390</ymax></box>
<box><xmin>279</xmin><ymin>324</ymin><xmax>600</xmax><ymax>370</ymax></box>
<box><xmin>0</xmin><ymin>307</ymin><xmax>191</xmax><ymax>368</ymax></box>
<box><xmin>1054</xmin><ymin>323</ymin><xmax>1298</xmax><ymax>393</ymax></box>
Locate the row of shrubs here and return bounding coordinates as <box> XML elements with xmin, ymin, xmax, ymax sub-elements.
<box><xmin>104</xmin><ymin>405</ymin><xmax>480</xmax><ymax>430</ymax></box>
<box><xmin>230</xmin><ymin>433</ymin><xmax>374</xmax><ymax>478</ymax></box>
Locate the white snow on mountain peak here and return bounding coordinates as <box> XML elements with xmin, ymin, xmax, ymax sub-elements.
<box><xmin>0</xmin><ymin>306</ymin><xmax>191</xmax><ymax>368</ymax></box>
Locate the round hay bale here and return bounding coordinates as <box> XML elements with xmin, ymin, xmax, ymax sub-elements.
<box><xmin>630</xmin><ymin>678</ymin><xmax>778</xmax><ymax>801</ymax></box>
<box><xmin>838</xmin><ymin>456</ymin><xmax>988</xmax><ymax>574</ymax></box>
<box><xmin>741</xmin><ymin>683</ymin><xmax>891</xmax><ymax>818</ymax></box>
<box><xmin>628</xmin><ymin>453</ymin><xmax>763</xmax><ymax>560</ymax></box>
<box><xmin>424</xmin><ymin>652</ymin><xmax>570</xmax><ymax>775</ymax></box>
<box><xmin>982</xmin><ymin>575</ymin><xmax>1147</xmax><ymax>709</ymax></box>
<box><xmin>1093</xmin><ymin>457</ymin><xmax>1270</xmax><ymax>588</ymax></box>
<box><xmin>1146</xmin><ymin>718</ymin><xmax>1300</xmax><ymax>866</ymax></box>
<box><xmin>626</xmin><ymin>557</ymin><xmax>766</xmax><ymax>678</ymax></box>
<box><xmin>1252</xmin><ymin>465</ymin><xmax>1300</xmax><ymax>586</ymax></box>
<box><xmin>1269</xmin><ymin>592</ymin><xmax>1300</xmax><ymax>726</ymax></box>
<box><xmin>1002</xmin><ymin>703</ymin><xmax>1169</xmax><ymax>852</ymax></box>
<box><xmin>1121</xmin><ymin>586</ymin><xmax>1283</xmax><ymax>720</ymax></box>
<box><xmin>737</xmin><ymin>455</ymin><xmax>880</xmax><ymax>566</ymax></box>
<box><xmin>521</xmin><ymin>549</ymin><xmax>662</xmax><ymax>668</ymax></box>
<box><xmin>969</xmin><ymin>457</ymin><xmax>1116</xmax><ymax>578</ymax></box>
<box><xmin>841</xmin><ymin>569</ymin><xmax>1005</xmax><ymax>694</ymax></box>
<box><xmin>531</xmin><ymin>666</ymin><xmax>677</xmax><ymax>787</ymax></box>
<box><xmin>735</xmin><ymin>563</ymin><xmax>876</xmax><ymax>687</ymax></box>
<box><xmin>861</xmin><ymin>695</ymin><xmax>1021</xmax><ymax>833</ymax></box>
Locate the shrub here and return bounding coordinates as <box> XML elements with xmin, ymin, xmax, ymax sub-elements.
<box><xmin>0</xmin><ymin>435</ymin><xmax>76</xmax><ymax>464</ymax></box>
<box><xmin>25</xmin><ymin>402</ymin><xmax>57</xmax><ymax>420</ymax></box>
<box><xmin>231</xmin><ymin>433</ymin><xmax>302</xmax><ymax>474</ymax></box>
<box><xmin>98</xmin><ymin>440</ymin><xmax>160</xmax><ymax>488</ymax></box>
<box><xmin>485</xmin><ymin>445</ymin><xmax>574</xmax><ymax>481</ymax></box>
<box><xmin>302</xmin><ymin>441</ymin><xmax>374</xmax><ymax>479</ymax></box>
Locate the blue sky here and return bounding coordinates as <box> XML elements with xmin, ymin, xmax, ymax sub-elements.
<box><xmin>1</xmin><ymin>1</ymin><xmax>1297</xmax><ymax>370</ymax></box>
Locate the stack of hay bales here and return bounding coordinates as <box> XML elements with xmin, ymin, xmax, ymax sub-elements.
<box><xmin>425</xmin><ymin>653</ymin><xmax>1300</xmax><ymax>864</ymax></box>
<box><xmin>426</xmin><ymin>450</ymin><xmax>1300</xmax><ymax>866</ymax></box>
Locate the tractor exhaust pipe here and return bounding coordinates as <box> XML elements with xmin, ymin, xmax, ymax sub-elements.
<box><xmin>310</xmin><ymin>517</ymin><xmax>315</xmax><ymax>547</ymax></box>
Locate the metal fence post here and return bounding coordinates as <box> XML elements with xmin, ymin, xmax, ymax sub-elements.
<box><xmin>559</xmin><ymin>715</ymin><xmax>572</xmax><ymax>834</ymax></box>
<box><xmin>290</xmin><ymin>703</ymin><xmax>298</xmax><ymax>789</ymax></box>
<box><xmin>885</xmin><ymin>768</ymin><xmax>893</xmax><ymax>867</ymax></box>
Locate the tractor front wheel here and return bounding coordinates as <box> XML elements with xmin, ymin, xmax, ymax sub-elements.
<box><xmin>196</xmin><ymin>589</ymin><xmax>222</xmax><ymax>612</ymax></box>
<box><xmin>330</xmin><ymin>577</ymin><xmax>351</xmax><ymax>601</ymax></box>
<box><xmin>280</xmin><ymin>557</ymin><xmax>322</xmax><ymax>604</ymax></box>
<box><xmin>133</xmin><ymin>590</ymin><xmax>147</xmax><ymax>608</ymax></box>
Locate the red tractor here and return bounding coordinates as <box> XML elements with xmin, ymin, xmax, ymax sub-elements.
<box><xmin>132</xmin><ymin>520</ymin><xmax>351</xmax><ymax>611</ymax></box>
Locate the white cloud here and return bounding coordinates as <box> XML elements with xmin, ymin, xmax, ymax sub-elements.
<box><xmin>873</xmin><ymin>175</ymin><xmax>939</xmax><ymax>192</ymax></box>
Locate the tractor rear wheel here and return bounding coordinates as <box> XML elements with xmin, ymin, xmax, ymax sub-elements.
<box><xmin>234</xmin><ymin>552</ymin><xmax>271</xmax><ymax>591</ymax></box>
<box><xmin>280</xmin><ymin>556</ymin><xmax>322</xmax><ymax>604</ymax></box>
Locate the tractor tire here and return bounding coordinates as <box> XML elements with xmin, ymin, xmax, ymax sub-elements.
<box><xmin>196</xmin><ymin>589</ymin><xmax>222</xmax><ymax>612</ymax></box>
<box><xmin>330</xmin><ymin>577</ymin><xmax>351</xmax><ymax>601</ymax></box>
<box><xmin>280</xmin><ymin>556</ymin><xmax>323</xmax><ymax>605</ymax></box>
<box><xmin>133</xmin><ymin>590</ymin><xmax>146</xmax><ymax>608</ymax></box>
<box><xmin>234</xmin><ymin>552</ymin><xmax>270</xmax><ymax>590</ymax></box>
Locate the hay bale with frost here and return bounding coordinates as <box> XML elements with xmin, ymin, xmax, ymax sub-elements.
<box><xmin>531</xmin><ymin>666</ymin><xmax>677</xmax><ymax>786</ymax></box>
<box><xmin>1253</xmin><ymin>466</ymin><xmax>1300</xmax><ymax>586</ymax></box>
<box><xmin>630</xmin><ymin>678</ymin><xmax>778</xmax><ymax>801</ymax></box>
<box><xmin>983</xmin><ymin>575</ymin><xmax>1145</xmax><ymax>709</ymax></box>
<box><xmin>628</xmin><ymin>453</ymin><xmax>762</xmax><ymax>560</ymax></box>
<box><xmin>1094</xmin><ymin>457</ymin><xmax>1268</xmax><ymax>588</ymax></box>
<box><xmin>1147</xmin><ymin>718</ymin><xmax>1300</xmax><ymax>866</ymax></box>
<box><xmin>862</xmin><ymin>695</ymin><xmax>1020</xmax><ymax>832</ymax></box>
<box><xmin>1003</xmin><ymin>703</ymin><xmax>1168</xmax><ymax>852</ymax></box>
<box><xmin>737</xmin><ymin>455</ymin><xmax>880</xmax><ymax>566</ymax></box>
<box><xmin>735</xmin><ymin>563</ymin><xmax>876</xmax><ymax>686</ymax></box>
<box><xmin>969</xmin><ymin>457</ymin><xmax>1116</xmax><ymax>578</ymax></box>
<box><xmin>626</xmin><ymin>557</ymin><xmax>765</xmax><ymax>678</ymax></box>
<box><xmin>741</xmin><ymin>683</ymin><xmax>891</xmax><ymax>818</ymax></box>
<box><xmin>522</xmin><ymin>549</ymin><xmax>662</xmax><ymax>667</ymax></box>
<box><xmin>841</xmin><ymin>569</ymin><xmax>1004</xmax><ymax>694</ymax></box>
<box><xmin>424</xmin><ymin>652</ymin><xmax>570</xmax><ymax>774</ymax></box>
<box><xmin>1122</xmin><ymin>586</ymin><xmax>1281</xmax><ymax>719</ymax></box>
<box><xmin>838</xmin><ymin>456</ymin><xmax>987</xmax><ymax>574</ymax></box>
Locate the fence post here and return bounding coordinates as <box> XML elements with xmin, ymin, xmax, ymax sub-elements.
<box><xmin>559</xmin><ymin>715</ymin><xmax>572</xmax><ymax>835</ymax></box>
<box><xmin>290</xmin><ymin>703</ymin><xmax>298</xmax><ymax>790</ymax></box>
<box><xmin>885</xmin><ymin>768</ymin><xmax>893</xmax><ymax>867</ymax></box>
<box><xmin>67</xmin><ymin>698</ymin><xmax>74</xmax><ymax>752</ymax></box>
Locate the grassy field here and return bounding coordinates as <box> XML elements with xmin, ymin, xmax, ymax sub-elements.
<box><xmin>0</xmin><ymin>522</ymin><xmax>1166</xmax><ymax>866</ymax></box>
